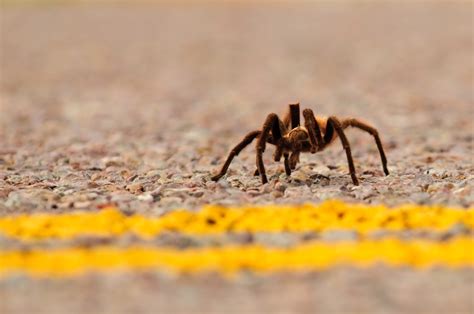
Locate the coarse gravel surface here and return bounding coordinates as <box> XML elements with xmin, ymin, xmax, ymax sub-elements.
<box><xmin>0</xmin><ymin>2</ymin><xmax>473</xmax><ymax>314</ymax></box>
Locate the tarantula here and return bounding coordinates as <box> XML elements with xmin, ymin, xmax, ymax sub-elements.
<box><xmin>211</xmin><ymin>103</ymin><xmax>389</xmax><ymax>185</ymax></box>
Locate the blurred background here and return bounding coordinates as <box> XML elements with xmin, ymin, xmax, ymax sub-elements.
<box><xmin>2</xmin><ymin>1</ymin><xmax>471</xmax><ymax>134</ymax></box>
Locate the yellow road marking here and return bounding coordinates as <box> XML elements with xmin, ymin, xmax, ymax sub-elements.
<box><xmin>1</xmin><ymin>237</ymin><xmax>472</xmax><ymax>278</ymax></box>
<box><xmin>0</xmin><ymin>201</ymin><xmax>472</xmax><ymax>241</ymax></box>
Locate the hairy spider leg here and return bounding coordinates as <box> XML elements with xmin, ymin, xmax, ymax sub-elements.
<box><xmin>211</xmin><ymin>130</ymin><xmax>261</xmax><ymax>181</ymax></box>
<box><xmin>289</xmin><ymin>103</ymin><xmax>300</xmax><ymax>129</ymax></box>
<box><xmin>256</xmin><ymin>113</ymin><xmax>284</xmax><ymax>184</ymax></box>
<box><xmin>325</xmin><ymin>117</ymin><xmax>359</xmax><ymax>185</ymax></box>
<box><xmin>283</xmin><ymin>103</ymin><xmax>301</xmax><ymax>129</ymax></box>
<box><xmin>302</xmin><ymin>108</ymin><xmax>324</xmax><ymax>153</ymax></box>
<box><xmin>289</xmin><ymin>152</ymin><xmax>300</xmax><ymax>170</ymax></box>
<box><xmin>342</xmin><ymin>118</ymin><xmax>389</xmax><ymax>175</ymax></box>
<box><xmin>255</xmin><ymin>150</ymin><xmax>290</xmax><ymax>176</ymax></box>
<box><xmin>283</xmin><ymin>153</ymin><xmax>292</xmax><ymax>176</ymax></box>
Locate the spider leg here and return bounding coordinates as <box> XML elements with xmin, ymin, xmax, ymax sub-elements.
<box><xmin>302</xmin><ymin>108</ymin><xmax>324</xmax><ymax>153</ymax></box>
<box><xmin>326</xmin><ymin>117</ymin><xmax>359</xmax><ymax>185</ymax></box>
<box><xmin>284</xmin><ymin>153</ymin><xmax>292</xmax><ymax>176</ymax></box>
<box><xmin>211</xmin><ymin>130</ymin><xmax>261</xmax><ymax>181</ymax></box>
<box><xmin>289</xmin><ymin>152</ymin><xmax>300</xmax><ymax>170</ymax></box>
<box><xmin>254</xmin><ymin>133</ymin><xmax>285</xmax><ymax>176</ymax></box>
<box><xmin>257</xmin><ymin>150</ymin><xmax>291</xmax><ymax>177</ymax></box>
<box><xmin>342</xmin><ymin>118</ymin><xmax>389</xmax><ymax>175</ymax></box>
<box><xmin>289</xmin><ymin>103</ymin><xmax>300</xmax><ymax>129</ymax></box>
<box><xmin>283</xmin><ymin>103</ymin><xmax>300</xmax><ymax>129</ymax></box>
<box><xmin>256</xmin><ymin>113</ymin><xmax>284</xmax><ymax>184</ymax></box>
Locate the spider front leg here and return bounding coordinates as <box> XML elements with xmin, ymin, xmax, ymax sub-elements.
<box><xmin>256</xmin><ymin>113</ymin><xmax>284</xmax><ymax>184</ymax></box>
<box><xmin>289</xmin><ymin>152</ymin><xmax>300</xmax><ymax>170</ymax></box>
<box><xmin>341</xmin><ymin>118</ymin><xmax>389</xmax><ymax>175</ymax></box>
<box><xmin>211</xmin><ymin>130</ymin><xmax>261</xmax><ymax>181</ymax></box>
<box><xmin>255</xmin><ymin>153</ymin><xmax>290</xmax><ymax>177</ymax></box>
<box><xmin>303</xmin><ymin>108</ymin><xmax>324</xmax><ymax>153</ymax></box>
<box><xmin>326</xmin><ymin>116</ymin><xmax>359</xmax><ymax>185</ymax></box>
<box><xmin>284</xmin><ymin>153</ymin><xmax>291</xmax><ymax>176</ymax></box>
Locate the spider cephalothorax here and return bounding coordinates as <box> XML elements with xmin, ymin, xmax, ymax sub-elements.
<box><xmin>211</xmin><ymin>103</ymin><xmax>389</xmax><ymax>185</ymax></box>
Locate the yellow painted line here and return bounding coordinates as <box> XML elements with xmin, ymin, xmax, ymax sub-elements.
<box><xmin>0</xmin><ymin>201</ymin><xmax>472</xmax><ymax>241</ymax></box>
<box><xmin>1</xmin><ymin>237</ymin><xmax>472</xmax><ymax>278</ymax></box>
<box><xmin>0</xmin><ymin>201</ymin><xmax>474</xmax><ymax>241</ymax></box>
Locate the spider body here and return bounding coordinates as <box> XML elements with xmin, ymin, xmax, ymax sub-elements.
<box><xmin>285</xmin><ymin>126</ymin><xmax>311</xmax><ymax>149</ymax></box>
<box><xmin>211</xmin><ymin>103</ymin><xmax>389</xmax><ymax>185</ymax></box>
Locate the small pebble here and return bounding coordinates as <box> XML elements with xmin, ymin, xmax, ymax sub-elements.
<box><xmin>126</xmin><ymin>183</ymin><xmax>144</xmax><ymax>194</ymax></box>
<box><xmin>137</xmin><ymin>194</ymin><xmax>154</xmax><ymax>203</ymax></box>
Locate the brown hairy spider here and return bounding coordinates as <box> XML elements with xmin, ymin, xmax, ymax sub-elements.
<box><xmin>211</xmin><ymin>103</ymin><xmax>389</xmax><ymax>185</ymax></box>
